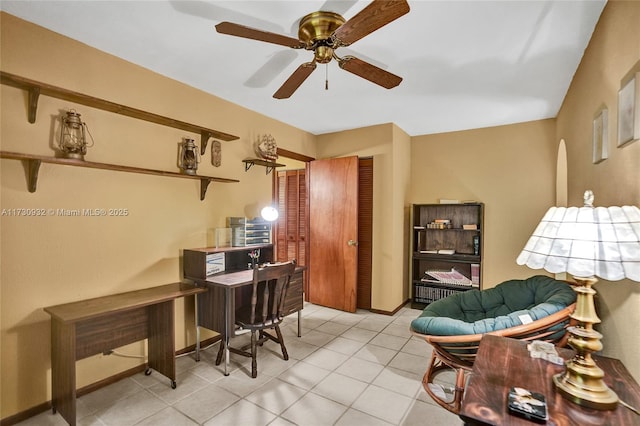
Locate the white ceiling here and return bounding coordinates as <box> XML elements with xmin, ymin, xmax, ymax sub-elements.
<box><xmin>1</xmin><ymin>0</ymin><xmax>606</xmax><ymax>136</ymax></box>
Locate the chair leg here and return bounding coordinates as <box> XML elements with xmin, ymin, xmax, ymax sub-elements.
<box><xmin>422</xmin><ymin>351</ymin><xmax>464</xmax><ymax>414</ymax></box>
<box><xmin>215</xmin><ymin>340</ymin><xmax>224</xmax><ymax>366</ymax></box>
<box><xmin>274</xmin><ymin>325</ymin><xmax>288</xmax><ymax>361</ymax></box>
<box><xmin>250</xmin><ymin>330</ymin><xmax>257</xmax><ymax>378</ymax></box>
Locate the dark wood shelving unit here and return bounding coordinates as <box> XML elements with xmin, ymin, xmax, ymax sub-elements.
<box><xmin>411</xmin><ymin>203</ymin><xmax>484</xmax><ymax>309</ymax></box>
<box><xmin>0</xmin><ymin>151</ymin><xmax>239</xmax><ymax>200</ymax></box>
<box><xmin>0</xmin><ymin>71</ymin><xmax>240</xmax><ymax>146</ymax></box>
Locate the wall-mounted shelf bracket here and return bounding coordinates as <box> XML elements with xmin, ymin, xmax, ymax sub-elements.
<box><xmin>242</xmin><ymin>158</ymin><xmax>285</xmax><ymax>175</ymax></box>
<box><xmin>0</xmin><ymin>151</ymin><xmax>239</xmax><ymax>200</ymax></box>
<box><xmin>200</xmin><ymin>179</ymin><xmax>212</xmax><ymax>200</ymax></box>
<box><xmin>28</xmin><ymin>87</ymin><xmax>41</xmax><ymax>124</ymax></box>
<box><xmin>200</xmin><ymin>131</ymin><xmax>214</xmax><ymax>155</ymax></box>
<box><xmin>27</xmin><ymin>159</ymin><xmax>41</xmax><ymax>192</ymax></box>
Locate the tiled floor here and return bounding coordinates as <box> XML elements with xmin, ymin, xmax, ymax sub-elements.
<box><xmin>18</xmin><ymin>303</ymin><xmax>462</xmax><ymax>426</ymax></box>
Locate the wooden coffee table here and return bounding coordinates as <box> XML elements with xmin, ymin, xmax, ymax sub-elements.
<box><xmin>459</xmin><ymin>334</ymin><xmax>640</xmax><ymax>425</ymax></box>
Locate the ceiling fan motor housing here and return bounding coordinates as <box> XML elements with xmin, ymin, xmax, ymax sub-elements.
<box><xmin>298</xmin><ymin>11</ymin><xmax>345</xmax><ymax>63</ymax></box>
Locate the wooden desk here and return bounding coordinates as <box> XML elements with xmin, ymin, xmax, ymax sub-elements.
<box><xmin>43</xmin><ymin>282</ymin><xmax>206</xmax><ymax>426</ymax></box>
<box><xmin>194</xmin><ymin>266</ymin><xmax>305</xmax><ymax>375</ymax></box>
<box><xmin>460</xmin><ymin>334</ymin><xmax>640</xmax><ymax>425</ymax></box>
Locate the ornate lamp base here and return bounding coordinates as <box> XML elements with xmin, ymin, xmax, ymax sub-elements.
<box><xmin>554</xmin><ymin>276</ymin><xmax>618</xmax><ymax>410</ymax></box>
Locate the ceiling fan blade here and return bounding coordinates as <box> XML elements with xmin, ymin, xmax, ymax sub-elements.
<box><xmin>331</xmin><ymin>0</ymin><xmax>410</xmax><ymax>46</ymax></box>
<box><xmin>273</xmin><ymin>62</ymin><xmax>317</xmax><ymax>99</ymax></box>
<box><xmin>338</xmin><ymin>56</ymin><xmax>402</xmax><ymax>89</ymax></box>
<box><xmin>216</xmin><ymin>22</ymin><xmax>305</xmax><ymax>48</ymax></box>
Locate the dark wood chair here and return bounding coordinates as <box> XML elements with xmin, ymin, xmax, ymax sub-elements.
<box><xmin>216</xmin><ymin>260</ymin><xmax>296</xmax><ymax>378</ymax></box>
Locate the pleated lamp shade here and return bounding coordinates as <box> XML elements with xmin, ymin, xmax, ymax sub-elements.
<box><xmin>516</xmin><ymin>191</ymin><xmax>640</xmax><ymax>282</ymax></box>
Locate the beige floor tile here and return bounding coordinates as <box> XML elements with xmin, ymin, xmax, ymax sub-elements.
<box><xmin>277</xmin><ymin>361</ymin><xmax>331</xmax><ymax>390</ymax></box>
<box><xmin>281</xmin><ymin>392</ymin><xmax>347</xmax><ymax>425</ymax></box>
<box><xmin>212</xmin><ymin>367</ymin><xmax>274</xmax><ymax>398</ymax></box>
<box><xmin>369</xmin><ymin>333</ymin><xmax>410</xmax><ymax>351</ymax></box>
<box><xmin>335</xmin><ymin>356</ymin><xmax>384</xmax><ymax>383</ymax></box>
<box><xmin>94</xmin><ymin>390</ymin><xmax>166</xmax><ymax>426</ymax></box>
<box><xmin>147</xmin><ymin>371</ymin><xmax>209</xmax><ymax>405</ymax></box>
<box><xmin>77</xmin><ymin>377</ymin><xmax>143</xmax><ymax>416</ymax></box>
<box><xmin>352</xmin><ymin>343</ymin><xmax>398</xmax><ymax>365</ymax></box>
<box><xmin>401</xmin><ymin>399</ymin><xmax>462</xmax><ymax>425</ymax></box>
<box><xmin>340</xmin><ymin>327</ymin><xmax>378</xmax><ymax>343</ymax></box>
<box><xmin>280</xmin><ymin>337</ymin><xmax>320</xmax><ymax>360</ymax></box>
<box><xmin>315</xmin><ymin>321</ymin><xmax>352</xmax><ymax>336</ymax></box>
<box><xmin>352</xmin><ymin>385</ymin><xmax>413</xmax><ymax>425</ymax></box>
<box><xmin>204</xmin><ymin>399</ymin><xmax>276</xmax><ymax>426</ymax></box>
<box><xmin>299</xmin><ymin>329</ymin><xmax>337</xmax><ymax>347</ymax></box>
<box><xmin>304</xmin><ymin>307</ymin><xmax>342</xmax><ymax>322</ymax></box>
<box><xmin>381</xmin><ymin>323</ymin><xmax>413</xmax><ymax>338</ymax></box>
<box><xmin>372</xmin><ymin>367</ymin><xmax>422</xmax><ymax>398</ymax></box>
<box><xmin>354</xmin><ymin>318</ymin><xmax>390</xmax><ymax>332</ymax></box>
<box><xmin>300</xmin><ymin>347</ymin><xmax>349</xmax><ymax>370</ymax></box>
<box><xmin>135</xmin><ymin>407</ymin><xmax>197</xmax><ymax>426</ymax></box>
<box><xmin>245</xmin><ymin>378</ymin><xmax>306</xmax><ymax>415</ymax></box>
<box><xmin>335</xmin><ymin>408</ymin><xmax>393</xmax><ymax>426</ymax></box>
<box><xmin>332</xmin><ymin>312</ymin><xmax>366</xmax><ymax>326</ymax></box>
<box><xmin>311</xmin><ymin>372</ymin><xmax>368</xmax><ymax>406</ymax></box>
<box><xmin>12</xmin><ymin>411</ymin><xmax>69</xmax><ymax>426</ymax></box>
<box><xmin>400</xmin><ymin>339</ymin><xmax>431</xmax><ymax>357</ymax></box>
<box><xmin>388</xmin><ymin>351</ymin><xmax>431</xmax><ymax>377</ymax></box>
<box><xmin>172</xmin><ymin>383</ymin><xmax>240</xmax><ymax>424</ymax></box>
<box><xmin>323</xmin><ymin>336</ymin><xmax>365</xmax><ymax>356</ymax></box>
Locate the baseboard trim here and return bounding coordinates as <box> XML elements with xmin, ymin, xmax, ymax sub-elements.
<box><xmin>369</xmin><ymin>298</ymin><xmax>411</xmax><ymax>316</ymax></box>
<box><xmin>0</xmin><ymin>336</ymin><xmax>221</xmax><ymax>426</ymax></box>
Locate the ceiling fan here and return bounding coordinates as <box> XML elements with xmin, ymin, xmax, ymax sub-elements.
<box><xmin>215</xmin><ymin>1</ymin><xmax>410</xmax><ymax>99</ymax></box>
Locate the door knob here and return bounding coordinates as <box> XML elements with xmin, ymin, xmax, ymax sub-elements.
<box><xmin>348</xmin><ymin>239</ymin><xmax>358</xmax><ymax>246</ymax></box>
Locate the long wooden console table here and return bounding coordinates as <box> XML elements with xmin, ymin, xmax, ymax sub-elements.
<box><xmin>43</xmin><ymin>282</ymin><xmax>206</xmax><ymax>426</ymax></box>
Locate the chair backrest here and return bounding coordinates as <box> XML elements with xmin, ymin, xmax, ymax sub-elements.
<box><xmin>248</xmin><ymin>260</ymin><xmax>296</xmax><ymax>325</ymax></box>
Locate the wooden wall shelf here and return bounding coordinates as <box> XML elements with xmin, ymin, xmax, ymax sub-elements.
<box><xmin>0</xmin><ymin>71</ymin><xmax>240</xmax><ymax>147</ymax></box>
<box><xmin>0</xmin><ymin>151</ymin><xmax>239</xmax><ymax>200</ymax></box>
<box><xmin>242</xmin><ymin>158</ymin><xmax>285</xmax><ymax>174</ymax></box>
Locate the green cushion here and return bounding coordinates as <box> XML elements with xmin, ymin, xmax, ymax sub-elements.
<box><xmin>410</xmin><ymin>275</ymin><xmax>576</xmax><ymax>336</ymax></box>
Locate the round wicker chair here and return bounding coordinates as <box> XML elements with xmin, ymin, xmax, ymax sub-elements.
<box><xmin>410</xmin><ymin>275</ymin><xmax>576</xmax><ymax>414</ymax></box>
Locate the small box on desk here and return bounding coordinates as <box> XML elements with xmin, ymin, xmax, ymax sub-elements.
<box><xmin>205</xmin><ymin>252</ymin><xmax>225</xmax><ymax>275</ymax></box>
<box><xmin>184</xmin><ymin>249</ymin><xmax>225</xmax><ymax>280</ymax></box>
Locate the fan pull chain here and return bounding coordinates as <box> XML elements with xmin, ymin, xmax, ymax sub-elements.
<box><xmin>325</xmin><ymin>64</ymin><xmax>329</xmax><ymax>90</ymax></box>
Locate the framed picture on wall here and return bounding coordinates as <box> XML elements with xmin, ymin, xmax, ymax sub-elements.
<box><xmin>592</xmin><ymin>107</ymin><xmax>608</xmax><ymax>164</ymax></box>
<box><xmin>617</xmin><ymin>72</ymin><xmax>639</xmax><ymax>147</ymax></box>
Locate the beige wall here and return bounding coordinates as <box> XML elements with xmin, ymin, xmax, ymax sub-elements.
<box><xmin>555</xmin><ymin>1</ymin><xmax>640</xmax><ymax>380</ymax></box>
<box><xmin>2</xmin><ymin>0</ymin><xmax>640</xmax><ymax>419</ymax></box>
<box><xmin>409</xmin><ymin>119</ymin><xmax>558</xmax><ymax>286</ymax></box>
<box><xmin>317</xmin><ymin>123</ymin><xmax>411</xmax><ymax>312</ymax></box>
<box><xmin>0</xmin><ymin>13</ymin><xmax>316</xmax><ymax>418</ymax></box>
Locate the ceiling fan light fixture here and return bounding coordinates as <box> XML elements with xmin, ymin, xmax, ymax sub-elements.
<box><xmin>298</xmin><ymin>11</ymin><xmax>345</xmax><ymax>47</ymax></box>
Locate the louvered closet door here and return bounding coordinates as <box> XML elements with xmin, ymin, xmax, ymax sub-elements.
<box><xmin>357</xmin><ymin>158</ymin><xmax>373</xmax><ymax>309</ymax></box>
<box><xmin>275</xmin><ymin>169</ymin><xmax>307</xmax><ymax>271</ymax></box>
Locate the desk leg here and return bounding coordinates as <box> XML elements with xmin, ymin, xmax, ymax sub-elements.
<box><xmin>51</xmin><ymin>319</ymin><xmax>77</xmax><ymax>426</ymax></box>
<box><xmin>195</xmin><ymin>292</ymin><xmax>200</xmax><ymax>362</ymax></box>
<box><xmin>148</xmin><ymin>300</ymin><xmax>177</xmax><ymax>388</ymax></box>
<box><xmin>298</xmin><ymin>311</ymin><xmax>302</xmax><ymax>337</ymax></box>
<box><xmin>223</xmin><ymin>287</ymin><xmax>232</xmax><ymax>376</ymax></box>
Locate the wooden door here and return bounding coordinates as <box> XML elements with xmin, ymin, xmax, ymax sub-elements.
<box><xmin>308</xmin><ymin>156</ymin><xmax>359</xmax><ymax>312</ymax></box>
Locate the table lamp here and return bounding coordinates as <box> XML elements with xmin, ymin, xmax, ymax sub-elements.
<box><xmin>516</xmin><ymin>190</ymin><xmax>640</xmax><ymax>410</ymax></box>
